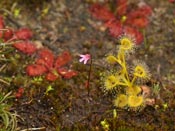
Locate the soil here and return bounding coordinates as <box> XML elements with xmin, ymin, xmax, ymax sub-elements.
<box><xmin>0</xmin><ymin>0</ymin><xmax>175</xmax><ymax>131</ymax></box>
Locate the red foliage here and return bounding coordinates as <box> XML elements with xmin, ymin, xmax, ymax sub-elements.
<box><xmin>0</xmin><ymin>16</ymin><xmax>32</xmax><ymax>42</ymax></box>
<box><xmin>14</xmin><ymin>28</ymin><xmax>33</xmax><ymax>40</ymax></box>
<box><xmin>89</xmin><ymin>0</ymin><xmax>152</xmax><ymax>44</ymax></box>
<box><xmin>26</xmin><ymin>64</ymin><xmax>48</xmax><ymax>76</ymax></box>
<box><xmin>89</xmin><ymin>3</ymin><xmax>115</xmax><ymax>21</ymax></box>
<box><xmin>54</xmin><ymin>51</ymin><xmax>72</xmax><ymax>68</ymax></box>
<box><xmin>45</xmin><ymin>71</ymin><xmax>59</xmax><ymax>81</ymax></box>
<box><xmin>105</xmin><ymin>19</ymin><xmax>123</xmax><ymax>38</ymax></box>
<box><xmin>0</xmin><ymin>15</ymin><xmax>77</xmax><ymax>81</ymax></box>
<box><xmin>26</xmin><ymin>49</ymin><xmax>77</xmax><ymax>81</ymax></box>
<box><xmin>57</xmin><ymin>68</ymin><xmax>78</xmax><ymax>79</ymax></box>
<box><xmin>0</xmin><ymin>16</ymin><xmax>4</xmax><ymax>29</ymax></box>
<box><xmin>124</xmin><ymin>26</ymin><xmax>143</xmax><ymax>44</ymax></box>
<box><xmin>15</xmin><ymin>93</ymin><xmax>22</xmax><ymax>99</ymax></box>
<box><xmin>127</xmin><ymin>5</ymin><xmax>152</xmax><ymax>19</ymax></box>
<box><xmin>3</xmin><ymin>28</ymin><xmax>14</xmax><ymax>41</ymax></box>
<box><xmin>116</xmin><ymin>0</ymin><xmax>128</xmax><ymax>16</ymax></box>
<box><xmin>126</xmin><ymin>16</ymin><xmax>149</xmax><ymax>28</ymax></box>
<box><xmin>13</xmin><ymin>41</ymin><xmax>37</xmax><ymax>55</ymax></box>
<box><xmin>36</xmin><ymin>49</ymin><xmax>54</xmax><ymax>69</ymax></box>
<box><xmin>0</xmin><ymin>28</ymin><xmax>13</xmax><ymax>41</ymax></box>
<box><xmin>138</xmin><ymin>5</ymin><xmax>152</xmax><ymax>16</ymax></box>
<box><xmin>15</xmin><ymin>87</ymin><xmax>24</xmax><ymax>99</ymax></box>
<box><xmin>169</xmin><ymin>0</ymin><xmax>175</xmax><ymax>3</ymax></box>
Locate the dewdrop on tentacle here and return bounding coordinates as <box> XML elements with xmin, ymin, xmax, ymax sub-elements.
<box><xmin>132</xmin><ymin>60</ymin><xmax>151</xmax><ymax>82</ymax></box>
<box><xmin>125</xmin><ymin>86</ymin><xmax>142</xmax><ymax>96</ymax></box>
<box><xmin>127</xmin><ymin>95</ymin><xmax>145</xmax><ymax>111</ymax></box>
<box><xmin>118</xmin><ymin>34</ymin><xmax>136</xmax><ymax>53</ymax></box>
<box><xmin>104</xmin><ymin>74</ymin><xmax>119</xmax><ymax>92</ymax></box>
<box><xmin>114</xmin><ymin>94</ymin><xmax>128</xmax><ymax>108</ymax></box>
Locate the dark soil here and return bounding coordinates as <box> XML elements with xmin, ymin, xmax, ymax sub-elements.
<box><xmin>0</xmin><ymin>0</ymin><xmax>175</xmax><ymax>131</ymax></box>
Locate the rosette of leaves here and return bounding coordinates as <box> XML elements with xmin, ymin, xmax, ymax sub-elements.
<box><xmin>89</xmin><ymin>0</ymin><xmax>152</xmax><ymax>44</ymax></box>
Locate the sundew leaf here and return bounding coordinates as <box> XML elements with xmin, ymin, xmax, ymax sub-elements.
<box><xmin>57</xmin><ymin>68</ymin><xmax>78</xmax><ymax>79</ymax></box>
<box><xmin>89</xmin><ymin>3</ymin><xmax>115</xmax><ymax>21</ymax></box>
<box><xmin>54</xmin><ymin>51</ymin><xmax>72</xmax><ymax>68</ymax></box>
<box><xmin>13</xmin><ymin>41</ymin><xmax>37</xmax><ymax>55</ymax></box>
<box><xmin>14</xmin><ymin>28</ymin><xmax>33</xmax><ymax>40</ymax></box>
<box><xmin>37</xmin><ymin>48</ymin><xmax>54</xmax><ymax>69</ymax></box>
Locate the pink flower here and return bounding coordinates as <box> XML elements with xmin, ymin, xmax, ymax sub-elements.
<box><xmin>79</xmin><ymin>54</ymin><xmax>91</xmax><ymax>64</ymax></box>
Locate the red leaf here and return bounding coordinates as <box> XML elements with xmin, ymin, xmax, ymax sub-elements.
<box><xmin>89</xmin><ymin>3</ymin><xmax>115</xmax><ymax>21</ymax></box>
<box><xmin>126</xmin><ymin>16</ymin><xmax>149</xmax><ymax>28</ymax></box>
<box><xmin>18</xmin><ymin>87</ymin><xmax>24</xmax><ymax>94</ymax></box>
<box><xmin>36</xmin><ymin>58</ymin><xmax>47</xmax><ymax>66</ymax></box>
<box><xmin>169</xmin><ymin>0</ymin><xmax>175</xmax><ymax>3</ymax></box>
<box><xmin>15</xmin><ymin>93</ymin><xmax>22</xmax><ymax>99</ymax></box>
<box><xmin>0</xmin><ymin>15</ymin><xmax>4</xmax><ymax>29</ymax></box>
<box><xmin>138</xmin><ymin>5</ymin><xmax>152</xmax><ymax>16</ymax></box>
<box><xmin>13</xmin><ymin>41</ymin><xmax>37</xmax><ymax>55</ymax></box>
<box><xmin>116</xmin><ymin>0</ymin><xmax>128</xmax><ymax>16</ymax></box>
<box><xmin>37</xmin><ymin>48</ymin><xmax>54</xmax><ymax>69</ymax></box>
<box><xmin>0</xmin><ymin>31</ymin><xmax>3</xmax><ymax>39</ymax></box>
<box><xmin>127</xmin><ymin>5</ymin><xmax>152</xmax><ymax>19</ymax></box>
<box><xmin>45</xmin><ymin>72</ymin><xmax>59</xmax><ymax>81</ymax></box>
<box><xmin>54</xmin><ymin>51</ymin><xmax>72</xmax><ymax>68</ymax></box>
<box><xmin>124</xmin><ymin>26</ymin><xmax>143</xmax><ymax>44</ymax></box>
<box><xmin>57</xmin><ymin>68</ymin><xmax>68</xmax><ymax>75</ymax></box>
<box><xmin>14</xmin><ymin>28</ymin><xmax>33</xmax><ymax>40</ymax></box>
<box><xmin>26</xmin><ymin>64</ymin><xmax>48</xmax><ymax>76</ymax></box>
<box><xmin>15</xmin><ymin>87</ymin><xmax>24</xmax><ymax>98</ymax></box>
<box><xmin>105</xmin><ymin>19</ymin><xmax>123</xmax><ymax>38</ymax></box>
<box><xmin>63</xmin><ymin>70</ymin><xmax>78</xmax><ymax>79</ymax></box>
<box><xmin>3</xmin><ymin>28</ymin><xmax>14</xmax><ymax>41</ymax></box>
<box><xmin>57</xmin><ymin>68</ymin><xmax>78</xmax><ymax>79</ymax></box>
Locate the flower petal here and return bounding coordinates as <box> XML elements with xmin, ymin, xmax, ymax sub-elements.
<box><xmin>79</xmin><ymin>58</ymin><xmax>84</xmax><ymax>63</ymax></box>
<box><xmin>83</xmin><ymin>59</ymin><xmax>88</xmax><ymax>64</ymax></box>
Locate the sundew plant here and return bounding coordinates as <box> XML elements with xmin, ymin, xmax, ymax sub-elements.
<box><xmin>101</xmin><ymin>35</ymin><xmax>153</xmax><ymax>111</ymax></box>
